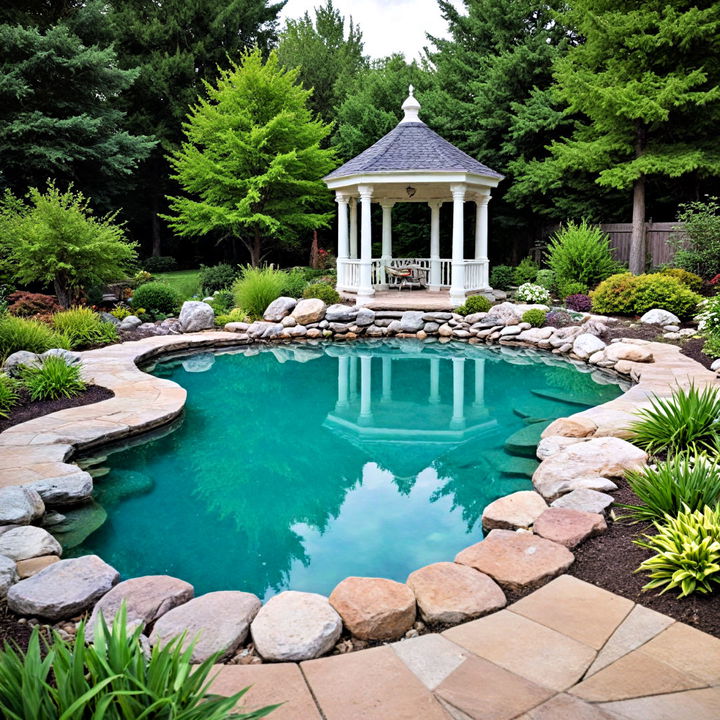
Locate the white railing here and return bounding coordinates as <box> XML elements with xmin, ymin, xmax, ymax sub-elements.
<box><xmin>464</xmin><ymin>260</ymin><xmax>487</xmax><ymax>291</ymax></box>
<box><xmin>337</xmin><ymin>259</ymin><xmax>383</xmax><ymax>291</ymax></box>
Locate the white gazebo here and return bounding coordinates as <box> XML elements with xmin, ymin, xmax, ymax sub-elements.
<box><xmin>323</xmin><ymin>86</ymin><xmax>503</xmax><ymax>307</ymax></box>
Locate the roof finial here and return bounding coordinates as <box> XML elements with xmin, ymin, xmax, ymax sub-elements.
<box><xmin>400</xmin><ymin>84</ymin><xmax>421</xmax><ymax>124</ymax></box>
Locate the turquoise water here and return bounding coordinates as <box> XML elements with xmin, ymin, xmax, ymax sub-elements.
<box><xmin>68</xmin><ymin>340</ymin><xmax>622</xmax><ymax>599</ymax></box>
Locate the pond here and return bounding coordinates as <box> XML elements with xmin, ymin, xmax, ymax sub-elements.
<box><xmin>66</xmin><ymin>339</ymin><xmax>623</xmax><ymax>599</ymax></box>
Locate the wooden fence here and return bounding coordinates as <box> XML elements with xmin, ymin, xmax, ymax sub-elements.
<box><xmin>600</xmin><ymin>222</ymin><xmax>684</xmax><ymax>268</ymax></box>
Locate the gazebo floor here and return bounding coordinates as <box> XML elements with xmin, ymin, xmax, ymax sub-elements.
<box><xmin>340</xmin><ymin>290</ymin><xmax>456</xmax><ymax>311</ymax></box>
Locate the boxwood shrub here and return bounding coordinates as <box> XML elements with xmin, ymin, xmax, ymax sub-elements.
<box><xmin>131</xmin><ymin>282</ymin><xmax>182</xmax><ymax>317</ymax></box>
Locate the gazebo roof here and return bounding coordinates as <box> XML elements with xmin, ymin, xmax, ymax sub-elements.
<box><xmin>325</xmin><ymin>87</ymin><xmax>503</xmax><ymax>182</ymax></box>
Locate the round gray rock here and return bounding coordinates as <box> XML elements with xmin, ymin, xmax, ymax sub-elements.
<box><xmin>399</xmin><ymin>311</ymin><xmax>425</xmax><ymax>333</ymax></box>
<box><xmin>119</xmin><ymin>315</ymin><xmax>142</xmax><ymax>331</ymax></box>
<box><xmin>7</xmin><ymin>555</ymin><xmax>119</xmax><ymax>619</ymax></box>
<box><xmin>640</xmin><ymin>308</ymin><xmax>680</xmax><ymax>326</ymax></box>
<box><xmin>0</xmin><ymin>555</ymin><xmax>18</xmax><ymax>597</ymax></box>
<box><xmin>325</xmin><ymin>304</ymin><xmax>358</xmax><ymax>323</ymax></box>
<box><xmin>251</xmin><ymin>591</ymin><xmax>342</xmax><ymax>662</ymax></box>
<box><xmin>263</xmin><ymin>297</ymin><xmax>297</xmax><ymax>322</ymax></box>
<box><xmin>0</xmin><ymin>486</ymin><xmax>45</xmax><ymax>525</ymax></box>
<box><xmin>0</xmin><ymin>526</ymin><xmax>61</xmax><ymax>561</ymax></box>
<box><xmin>41</xmin><ymin>348</ymin><xmax>82</xmax><ymax>365</ymax></box>
<box><xmin>28</xmin><ymin>472</ymin><xmax>93</xmax><ymax>507</ymax></box>
<box><xmin>150</xmin><ymin>590</ymin><xmax>262</xmax><ymax>662</ymax></box>
<box><xmin>179</xmin><ymin>301</ymin><xmax>215</xmax><ymax>332</ymax></box>
<box><xmin>3</xmin><ymin>351</ymin><xmax>41</xmax><ymax>377</ymax></box>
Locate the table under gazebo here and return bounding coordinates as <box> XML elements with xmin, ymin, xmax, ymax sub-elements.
<box><xmin>323</xmin><ymin>87</ymin><xmax>503</xmax><ymax>307</ymax></box>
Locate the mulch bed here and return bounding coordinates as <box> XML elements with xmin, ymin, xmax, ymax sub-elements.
<box><xmin>0</xmin><ymin>385</ymin><xmax>114</xmax><ymax>434</ymax></box>
<box><xmin>0</xmin><ymin>601</ymin><xmax>35</xmax><ymax>651</ymax></box>
<box><xmin>680</xmin><ymin>336</ymin><xmax>714</xmax><ymax>370</ymax></box>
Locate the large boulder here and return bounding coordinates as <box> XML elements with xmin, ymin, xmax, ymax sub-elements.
<box><xmin>0</xmin><ymin>555</ymin><xmax>18</xmax><ymax>597</ymax></box>
<box><xmin>484</xmin><ymin>302</ymin><xmax>521</xmax><ymax>327</ymax></box>
<box><xmin>406</xmin><ymin>562</ymin><xmax>505</xmax><ymax>624</ymax></box>
<box><xmin>7</xmin><ymin>555</ymin><xmax>118</xmax><ymax>619</ymax></box>
<box><xmin>3</xmin><ymin>351</ymin><xmax>41</xmax><ymax>377</ymax></box>
<box><xmin>150</xmin><ymin>591</ymin><xmax>261</xmax><ymax>662</ymax></box>
<box><xmin>179</xmin><ymin>301</ymin><xmax>214</xmax><ymax>332</ymax></box>
<box><xmin>604</xmin><ymin>342</ymin><xmax>654</xmax><ymax>363</ymax></box>
<box><xmin>325</xmin><ymin>304</ymin><xmax>358</xmax><ymax>323</ymax></box>
<box><xmin>399</xmin><ymin>311</ymin><xmax>425</xmax><ymax>333</ymax></box>
<box><xmin>250</xmin><ymin>591</ymin><xmax>342</xmax><ymax>662</ymax></box>
<box><xmin>640</xmin><ymin>309</ymin><xmax>680</xmax><ymax>326</ymax></box>
<box><xmin>291</xmin><ymin>299</ymin><xmax>326</xmax><ymax>325</ymax></box>
<box><xmin>263</xmin><ymin>297</ymin><xmax>297</xmax><ymax>322</ymax></box>
<box><xmin>0</xmin><ymin>526</ymin><xmax>61</xmax><ymax>561</ymax></box>
<box><xmin>27</xmin><ymin>472</ymin><xmax>93</xmax><ymax>507</ymax></box>
<box><xmin>329</xmin><ymin>576</ymin><xmax>416</xmax><ymax>641</ymax></box>
<box><xmin>533</xmin><ymin>436</ymin><xmax>647</xmax><ymax>501</ymax></box>
<box><xmin>481</xmin><ymin>491</ymin><xmax>548</xmax><ymax>531</ymax></box>
<box><xmin>0</xmin><ymin>487</ymin><xmax>45</xmax><ymax>525</ymax></box>
<box><xmin>573</xmin><ymin>334</ymin><xmax>606</xmax><ymax>360</ymax></box>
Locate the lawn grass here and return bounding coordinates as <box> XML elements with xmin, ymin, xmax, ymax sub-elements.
<box><xmin>154</xmin><ymin>270</ymin><xmax>201</xmax><ymax>300</ymax></box>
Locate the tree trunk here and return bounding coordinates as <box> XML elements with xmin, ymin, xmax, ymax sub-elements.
<box><xmin>54</xmin><ymin>275</ymin><xmax>71</xmax><ymax>309</ymax></box>
<box><xmin>151</xmin><ymin>195</ymin><xmax>162</xmax><ymax>257</ymax></box>
<box><xmin>249</xmin><ymin>229</ymin><xmax>262</xmax><ymax>267</ymax></box>
<box><xmin>629</xmin><ymin>176</ymin><xmax>646</xmax><ymax>275</ymax></box>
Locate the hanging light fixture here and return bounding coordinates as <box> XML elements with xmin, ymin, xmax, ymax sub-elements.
<box><xmin>406</xmin><ymin>186</ymin><xmax>416</xmax><ymax>198</ymax></box>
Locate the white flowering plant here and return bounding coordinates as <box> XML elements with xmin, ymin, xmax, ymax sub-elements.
<box><xmin>696</xmin><ymin>296</ymin><xmax>720</xmax><ymax>334</ymax></box>
<box><xmin>515</xmin><ymin>282</ymin><xmax>551</xmax><ymax>304</ymax></box>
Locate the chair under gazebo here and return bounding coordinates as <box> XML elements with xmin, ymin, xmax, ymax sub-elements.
<box><xmin>323</xmin><ymin>86</ymin><xmax>503</xmax><ymax>307</ymax></box>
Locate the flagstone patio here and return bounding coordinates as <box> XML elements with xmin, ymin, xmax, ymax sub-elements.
<box><xmin>209</xmin><ymin>576</ymin><xmax>720</xmax><ymax>720</ymax></box>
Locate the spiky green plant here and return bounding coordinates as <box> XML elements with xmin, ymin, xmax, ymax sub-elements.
<box><xmin>635</xmin><ymin>504</ymin><xmax>720</xmax><ymax>597</ymax></box>
<box><xmin>52</xmin><ymin>307</ymin><xmax>118</xmax><ymax>349</ymax></box>
<box><xmin>620</xmin><ymin>455</ymin><xmax>720</xmax><ymax>523</ymax></box>
<box><xmin>0</xmin><ymin>605</ymin><xmax>278</xmax><ymax>719</ymax></box>
<box><xmin>232</xmin><ymin>266</ymin><xmax>287</xmax><ymax>319</ymax></box>
<box><xmin>0</xmin><ymin>373</ymin><xmax>19</xmax><ymax>418</ymax></box>
<box><xmin>20</xmin><ymin>356</ymin><xmax>86</xmax><ymax>401</ymax></box>
<box><xmin>629</xmin><ymin>384</ymin><xmax>720</xmax><ymax>457</ymax></box>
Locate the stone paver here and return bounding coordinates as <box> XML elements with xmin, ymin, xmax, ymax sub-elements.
<box><xmin>481</xmin><ymin>490</ymin><xmax>548</xmax><ymax>531</ymax></box>
<box><xmin>532</xmin><ymin>507</ymin><xmax>606</xmax><ymax>547</ymax></box>
<box><xmin>302</xmin><ymin>645</ymin><xmax>451</xmax><ymax>720</ymax></box>
<box><xmin>509</xmin><ymin>576</ymin><xmax>633</xmax><ymax>650</ymax></box>
<box><xmin>209</xmin><ymin>663</ymin><xmax>321</xmax><ymax>720</ymax></box>
<box><xmin>550</xmin><ymin>488</ymin><xmax>615</xmax><ymax>514</ymax></box>
<box><xmin>391</xmin><ymin>633</ymin><xmax>468</xmax><ymax>691</ymax></box>
<box><xmin>517</xmin><ymin>693</ymin><xmax>617</xmax><ymax>720</ymax></box>
<box><xmin>597</xmin><ymin>687</ymin><xmax>720</xmax><ymax>720</ymax></box>
<box><xmin>443</xmin><ymin>610</ymin><xmax>596</xmax><ymax>691</ymax></box>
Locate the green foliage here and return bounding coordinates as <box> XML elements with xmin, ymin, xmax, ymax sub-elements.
<box><xmin>535</xmin><ymin>269</ymin><xmax>555</xmax><ymax>292</ymax></box>
<box><xmin>632</xmin><ymin>274</ymin><xmax>701</xmax><ymax>319</ymax></box>
<box><xmin>558</xmin><ymin>281</ymin><xmax>589</xmax><ymax>297</ymax></box>
<box><xmin>513</xmin><ymin>257</ymin><xmax>538</xmax><ymax>285</ymax></box>
<box><xmin>154</xmin><ymin>270</ymin><xmax>201</xmax><ymax>300</ymax></box>
<box><xmin>20</xmin><ymin>356</ymin><xmax>86</xmax><ymax>401</ymax></box>
<box><xmin>546</xmin><ymin>221</ymin><xmax>620</xmax><ymax>292</ymax></box>
<box><xmin>215</xmin><ymin>308</ymin><xmax>249</xmax><ymax>326</ymax></box>
<box><xmin>143</xmin><ymin>256</ymin><xmax>178</xmax><ymax>273</ymax></box>
<box><xmin>208</xmin><ymin>290</ymin><xmax>235</xmax><ymax>315</ymax></box>
<box><xmin>457</xmin><ymin>295</ymin><xmax>492</xmax><ymax>316</ymax></box>
<box><xmin>302</xmin><ymin>283</ymin><xmax>340</xmax><ymax>304</ymax></box>
<box><xmin>673</xmin><ymin>198</ymin><xmax>720</xmax><ymax>280</ymax></box>
<box><xmin>52</xmin><ymin>307</ymin><xmax>118</xmax><ymax>349</ymax></box>
<box><xmin>0</xmin><ymin>604</ymin><xmax>277</xmax><ymax>719</ymax></box>
<box><xmin>521</xmin><ymin>309</ymin><xmax>547</xmax><ymax>327</ymax></box>
<box><xmin>0</xmin><ymin>315</ymin><xmax>69</xmax><ymax>361</ymax></box>
<box><xmin>635</xmin><ymin>504</ymin><xmax>720</xmax><ymax>597</ymax></box>
<box><xmin>658</xmin><ymin>267</ymin><xmax>703</xmax><ymax>293</ymax></box>
<box><xmin>621</xmin><ymin>456</ymin><xmax>720</xmax><ymax>524</ymax></box>
<box><xmin>131</xmin><ymin>282</ymin><xmax>182</xmax><ymax>317</ymax></box>
<box><xmin>110</xmin><ymin>306</ymin><xmax>133</xmax><ymax>320</ymax></box>
<box><xmin>0</xmin><ymin>373</ymin><xmax>19</xmax><ymax>418</ymax></box>
<box><xmin>630</xmin><ymin>385</ymin><xmax>720</xmax><ymax>457</ymax></box>
<box><xmin>590</xmin><ymin>273</ymin><xmax>637</xmax><ymax>315</ymax></box>
<box><xmin>165</xmin><ymin>48</ymin><xmax>337</xmax><ymax>266</ymax></box>
<box><xmin>232</xmin><ymin>266</ymin><xmax>286</xmax><ymax>318</ymax></box>
<box><xmin>490</xmin><ymin>265</ymin><xmax>516</xmax><ymax>290</ymax></box>
<box><xmin>199</xmin><ymin>264</ymin><xmax>238</xmax><ymax>294</ymax></box>
<box><xmin>703</xmin><ymin>334</ymin><xmax>720</xmax><ymax>359</ymax></box>
<box><xmin>515</xmin><ymin>283</ymin><xmax>550</xmax><ymax>304</ymax></box>
<box><xmin>279</xmin><ymin>269</ymin><xmax>308</xmax><ymax>299</ymax></box>
<box><xmin>0</xmin><ymin>184</ymin><xmax>138</xmax><ymax>308</ymax></box>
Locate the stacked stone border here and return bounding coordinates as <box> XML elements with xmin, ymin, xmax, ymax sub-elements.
<box><xmin>0</xmin><ymin>299</ymin><xmax>717</xmax><ymax>666</ymax></box>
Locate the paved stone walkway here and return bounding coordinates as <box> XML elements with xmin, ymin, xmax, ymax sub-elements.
<box><xmin>209</xmin><ymin>576</ymin><xmax>720</xmax><ymax>720</ymax></box>
<box><xmin>342</xmin><ymin>289</ymin><xmax>456</xmax><ymax>311</ymax></box>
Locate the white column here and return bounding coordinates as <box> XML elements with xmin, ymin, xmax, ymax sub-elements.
<box><xmin>429</xmin><ymin>357</ymin><xmax>440</xmax><ymax>405</ymax></box>
<box><xmin>428</xmin><ymin>201</ymin><xmax>442</xmax><ymax>291</ymax></box>
<box><xmin>336</xmin><ymin>192</ymin><xmax>349</xmax><ymax>291</ymax></box>
<box><xmin>380</xmin><ymin>201</ymin><xmax>394</xmax><ymax>289</ymax></box>
<box><xmin>337</xmin><ymin>355</ymin><xmax>349</xmax><ymax>409</ymax></box>
<box><xmin>475</xmin><ymin>192</ymin><xmax>491</xmax><ymax>290</ymax></box>
<box><xmin>357</xmin><ymin>185</ymin><xmax>375</xmax><ymax>305</ymax></box>
<box><xmin>451</xmin><ymin>358</ymin><xmax>465</xmax><ymax>429</ymax></box>
<box><xmin>349</xmin><ymin>197</ymin><xmax>358</xmax><ymax>259</ymax></box>
<box><xmin>359</xmin><ymin>355</ymin><xmax>373</xmax><ymax>425</ymax></box>
<box><xmin>382</xmin><ymin>356</ymin><xmax>392</xmax><ymax>402</ymax></box>
<box><xmin>473</xmin><ymin>358</ymin><xmax>485</xmax><ymax>407</ymax></box>
<box><xmin>450</xmin><ymin>184</ymin><xmax>466</xmax><ymax>306</ymax></box>
<box><xmin>349</xmin><ymin>356</ymin><xmax>358</xmax><ymax>399</ymax></box>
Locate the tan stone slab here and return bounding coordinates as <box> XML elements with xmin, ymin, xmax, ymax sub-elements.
<box><xmin>516</xmin><ymin>693</ymin><xmax>617</xmax><ymax>720</ymax></box>
<box><xmin>434</xmin><ymin>653</ymin><xmax>554</xmax><ymax>720</ymax></box>
<box><xmin>586</xmin><ymin>604</ymin><xmax>674</xmax><ymax>677</ymax></box>
<box><xmin>443</xmin><ymin>610</ymin><xmax>596</xmax><ymax>691</ymax></box>
<box><xmin>639</xmin><ymin>621</ymin><xmax>720</xmax><ymax>685</ymax></box>
<box><xmin>302</xmin><ymin>645</ymin><xmax>451</xmax><ymax>720</ymax></box>
<box><xmin>532</xmin><ymin>507</ymin><xmax>606</xmax><ymax>548</ymax></box>
<box><xmin>209</xmin><ymin>663</ymin><xmax>320</xmax><ymax>720</ymax></box>
<box><xmin>597</xmin><ymin>687</ymin><xmax>720</xmax><ymax>720</ymax></box>
<box><xmin>16</xmin><ymin>555</ymin><xmax>60</xmax><ymax>578</ymax></box>
<box><xmin>509</xmin><ymin>576</ymin><xmax>633</xmax><ymax>650</ymax></box>
<box><xmin>391</xmin><ymin>633</ymin><xmax>469</xmax><ymax>690</ymax></box>
<box><xmin>570</xmin><ymin>649</ymin><xmax>707</xmax><ymax>702</ymax></box>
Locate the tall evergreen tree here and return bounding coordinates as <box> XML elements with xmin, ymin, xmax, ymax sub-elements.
<box><xmin>524</xmin><ymin>1</ymin><xmax>720</xmax><ymax>273</ymax></box>
<box><xmin>107</xmin><ymin>0</ymin><xmax>284</xmax><ymax>257</ymax></box>
<box><xmin>165</xmin><ymin>49</ymin><xmax>336</xmax><ymax>266</ymax></box>
<box><xmin>0</xmin><ymin>1</ymin><xmax>154</xmax><ymax>205</ymax></box>
<box><xmin>277</xmin><ymin>0</ymin><xmax>366</xmax><ymax>124</ymax></box>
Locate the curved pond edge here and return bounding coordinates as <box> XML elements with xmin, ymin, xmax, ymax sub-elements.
<box><xmin>0</xmin><ymin>320</ymin><xmax>717</xmax><ymax>666</ymax></box>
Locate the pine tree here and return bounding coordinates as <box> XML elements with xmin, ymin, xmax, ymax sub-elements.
<box><xmin>165</xmin><ymin>49</ymin><xmax>337</xmax><ymax>266</ymax></box>
<box><xmin>526</xmin><ymin>1</ymin><xmax>720</xmax><ymax>273</ymax></box>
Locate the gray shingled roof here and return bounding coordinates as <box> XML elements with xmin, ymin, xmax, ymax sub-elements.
<box><xmin>325</xmin><ymin>122</ymin><xmax>503</xmax><ymax>180</ymax></box>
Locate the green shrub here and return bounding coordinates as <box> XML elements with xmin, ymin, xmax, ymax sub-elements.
<box><xmin>280</xmin><ymin>268</ymin><xmax>308</xmax><ymax>298</ymax></box>
<box><xmin>52</xmin><ymin>307</ymin><xmax>118</xmax><ymax>349</ymax></box>
<box><xmin>703</xmin><ymin>334</ymin><xmax>720</xmax><ymax>358</ymax></box>
<box><xmin>522</xmin><ymin>309</ymin><xmax>546</xmax><ymax>327</ymax></box>
<box><xmin>515</xmin><ymin>283</ymin><xmax>551</xmax><ymax>304</ymax></box>
<box><xmin>0</xmin><ymin>315</ymin><xmax>69</xmax><ymax>361</ymax></box>
<box><xmin>513</xmin><ymin>257</ymin><xmax>538</xmax><ymax>285</ymax></box>
<box><xmin>199</xmin><ymin>263</ymin><xmax>238</xmax><ymax>294</ymax></box>
<box><xmin>590</xmin><ymin>273</ymin><xmax>638</xmax><ymax>315</ymax></box>
<box><xmin>490</xmin><ymin>265</ymin><xmax>515</xmax><ymax>290</ymax></box>
<box><xmin>0</xmin><ymin>605</ymin><xmax>276</xmax><ymax>719</ymax></box>
<box><xmin>629</xmin><ymin>384</ymin><xmax>720</xmax><ymax>457</ymax></box>
<box><xmin>658</xmin><ymin>267</ymin><xmax>704</xmax><ymax>292</ymax></box>
<box><xmin>208</xmin><ymin>289</ymin><xmax>235</xmax><ymax>315</ymax></box>
<box><xmin>143</xmin><ymin>255</ymin><xmax>178</xmax><ymax>273</ymax></box>
<box><xmin>672</xmin><ymin>197</ymin><xmax>720</xmax><ymax>280</ymax></box>
<box><xmin>109</xmin><ymin>306</ymin><xmax>132</xmax><ymax>320</ymax></box>
<box><xmin>131</xmin><ymin>281</ymin><xmax>182</xmax><ymax>317</ymax></box>
<box><xmin>457</xmin><ymin>295</ymin><xmax>492</xmax><ymax>315</ymax></box>
<box><xmin>535</xmin><ymin>269</ymin><xmax>555</xmax><ymax>292</ymax></box>
<box><xmin>20</xmin><ymin>356</ymin><xmax>86</xmax><ymax>401</ymax></box>
<box><xmin>302</xmin><ymin>267</ymin><xmax>331</xmax><ymax>281</ymax></box>
<box><xmin>0</xmin><ymin>373</ymin><xmax>19</xmax><ymax>418</ymax></box>
<box><xmin>621</xmin><ymin>456</ymin><xmax>720</xmax><ymax>523</ymax></box>
<box><xmin>557</xmin><ymin>280</ymin><xmax>589</xmax><ymax>298</ymax></box>
<box><xmin>302</xmin><ymin>283</ymin><xmax>340</xmax><ymax>304</ymax></box>
<box><xmin>635</xmin><ymin>504</ymin><xmax>720</xmax><ymax>597</ymax></box>
<box><xmin>632</xmin><ymin>274</ymin><xmax>701</xmax><ymax>318</ymax></box>
<box><xmin>232</xmin><ymin>266</ymin><xmax>286</xmax><ymax>318</ymax></box>
<box><xmin>215</xmin><ymin>308</ymin><xmax>249</xmax><ymax>326</ymax></box>
<box><xmin>546</xmin><ymin>220</ymin><xmax>621</xmax><ymax>291</ymax></box>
